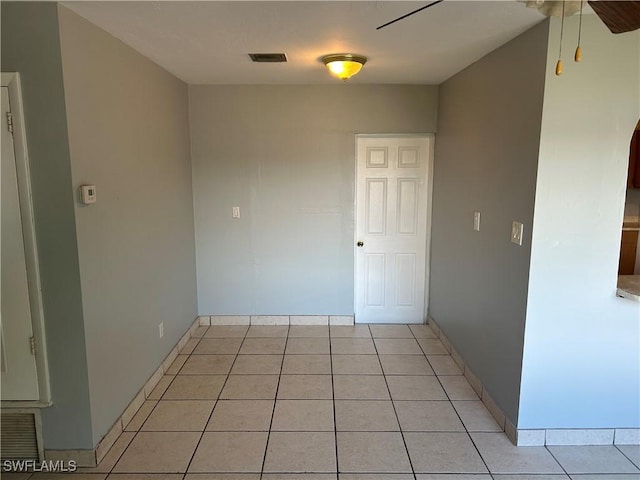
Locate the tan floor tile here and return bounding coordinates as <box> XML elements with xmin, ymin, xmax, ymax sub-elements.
<box><xmin>452</xmin><ymin>401</ymin><xmax>502</xmax><ymax>432</ymax></box>
<box><xmin>30</xmin><ymin>475</ymin><xmax>106</xmax><ymax>480</ymax></box>
<box><xmin>374</xmin><ymin>338</ymin><xmax>423</xmax><ymax>355</ymax></box>
<box><xmin>231</xmin><ymin>354</ymin><xmax>282</xmax><ymax>374</ymax></box>
<box><xmin>113</xmin><ymin>432</ymin><xmax>200</xmax><ymax>473</ymax></box>
<box><xmin>438</xmin><ymin>376</ymin><xmax>479</xmax><ymax>400</ymax></box>
<box><xmin>240</xmin><ymin>338</ymin><xmax>287</xmax><ymax>354</ymax></box>
<box><xmin>1</xmin><ymin>474</ymin><xmax>35</xmax><ymax>480</ymax></box>
<box><xmin>123</xmin><ymin>400</ymin><xmax>157</xmax><ymax>431</ymax></box>
<box><xmin>271</xmin><ymin>400</ymin><xmax>334</xmax><ymax>431</ymax></box>
<box><xmin>220</xmin><ymin>375</ymin><xmax>279</xmax><ymax>399</ymax></box>
<box><xmin>404</xmin><ymin>432</ymin><xmax>488</xmax><ymax>473</ymax></box>
<box><xmin>334</xmin><ymin>400</ymin><xmax>399</xmax><ymax>431</ymax></box>
<box><xmin>491</xmin><ymin>475</ymin><xmax>570</xmax><ymax>480</ymax></box>
<box><xmin>81</xmin><ymin>432</ymin><xmax>135</xmax><ymax>473</ymax></box>
<box><xmin>567</xmin><ymin>475</ymin><xmax>640</xmax><ymax>480</ymax></box>
<box><xmin>192</xmin><ymin>326</ymin><xmax>209</xmax><ymax>338</ymax></box>
<box><xmin>618</xmin><ymin>444</ymin><xmax>640</xmax><ymax>468</ymax></box>
<box><xmin>330</xmin><ymin>338</ymin><xmax>376</xmax><ymax>355</ymax></box>
<box><xmin>264</xmin><ymin>432</ymin><xmax>336</xmax><ymax>473</ymax></box>
<box><xmin>379</xmin><ymin>355</ymin><xmax>434</xmax><ymax>375</ymax></box>
<box><xmin>286</xmin><ymin>337</ymin><xmax>330</xmax><ymax>354</ymax></box>
<box><xmin>108</xmin><ymin>474</ymin><xmax>184</xmax><ymax>479</ymax></box>
<box><xmin>341</xmin><ymin>475</ymin><xmax>414</xmax><ymax>480</ymax></box>
<box><xmin>189</xmin><ymin>432</ymin><xmax>268</xmax><ymax>473</ymax></box>
<box><xmin>141</xmin><ymin>400</ymin><xmax>214</xmax><ymax>431</ymax></box>
<box><xmin>263</xmin><ymin>475</ymin><xmax>336</xmax><ymax>480</ymax></box>
<box><xmin>185</xmin><ymin>475</ymin><xmax>260</xmax><ymax>480</ymax></box>
<box><xmin>333</xmin><ymin>375</ymin><xmax>390</xmax><ymax>400</ymax></box>
<box><xmin>206</xmin><ymin>400</ymin><xmax>274</xmax><ymax>431</ymax></box>
<box><xmin>147</xmin><ymin>376</ymin><xmax>175</xmax><ymax>400</ymax></box>
<box><xmin>204</xmin><ymin>325</ymin><xmax>249</xmax><ymax>338</ymax></box>
<box><xmin>181</xmin><ymin>355</ymin><xmax>235</xmax><ymax>375</ymax></box>
<box><xmin>332</xmin><ymin>355</ymin><xmax>382</xmax><ymax>375</ymax></box>
<box><xmin>415</xmin><ymin>475</ymin><xmax>493</xmax><ymax>479</ymax></box>
<box><xmin>386</xmin><ymin>376</ymin><xmax>447</xmax><ymax>400</ymax></box>
<box><xmin>277</xmin><ymin>375</ymin><xmax>333</xmax><ymax>399</ymax></box>
<box><xmin>395</xmin><ymin>400</ymin><xmax>464</xmax><ymax>432</ymax></box>
<box><xmin>246</xmin><ymin>326</ymin><xmax>289</xmax><ymax>337</ymax></box>
<box><xmin>409</xmin><ymin>324</ymin><xmax>438</xmax><ymax>339</ymax></box>
<box><xmin>164</xmin><ymin>354</ymin><xmax>189</xmax><ymax>374</ymax></box>
<box><xmin>288</xmin><ymin>326</ymin><xmax>329</xmax><ymax>337</ymax></box>
<box><xmin>547</xmin><ymin>446</ymin><xmax>640</xmax><ymax>474</ymax></box>
<box><xmin>427</xmin><ymin>355</ymin><xmax>463</xmax><ymax>375</ymax></box>
<box><xmin>417</xmin><ymin>338</ymin><xmax>449</xmax><ymax>355</ymax></box>
<box><xmin>282</xmin><ymin>355</ymin><xmax>332</xmax><ymax>375</ymax></box>
<box><xmin>330</xmin><ymin>326</ymin><xmax>371</xmax><ymax>338</ymax></box>
<box><xmin>337</xmin><ymin>432</ymin><xmax>411</xmax><ymax>473</ymax></box>
<box><xmin>194</xmin><ymin>338</ymin><xmax>243</xmax><ymax>355</ymax></box>
<box><xmin>471</xmin><ymin>432</ymin><xmax>564</xmax><ymax>474</ymax></box>
<box><xmin>369</xmin><ymin>325</ymin><xmax>414</xmax><ymax>338</ymax></box>
<box><xmin>180</xmin><ymin>338</ymin><xmax>200</xmax><ymax>354</ymax></box>
<box><xmin>163</xmin><ymin>375</ymin><xmax>226</xmax><ymax>400</ymax></box>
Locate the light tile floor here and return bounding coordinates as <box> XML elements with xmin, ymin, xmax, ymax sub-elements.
<box><xmin>12</xmin><ymin>324</ymin><xmax>640</xmax><ymax>480</ymax></box>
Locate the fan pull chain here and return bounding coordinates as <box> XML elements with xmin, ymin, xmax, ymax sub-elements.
<box><xmin>575</xmin><ymin>0</ymin><xmax>584</xmax><ymax>62</ymax></box>
<box><xmin>556</xmin><ymin>0</ymin><xmax>566</xmax><ymax>75</ymax></box>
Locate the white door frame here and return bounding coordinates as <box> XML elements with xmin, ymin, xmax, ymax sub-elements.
<box><xmin>354</xmin><ymin>133</ymin><xmax>435</xmax><ymax>324</ymax></box>
<box><xmin>1</xmin><ymin>72</ymin><xmax>51</xmax><ymax>406</ymax></box>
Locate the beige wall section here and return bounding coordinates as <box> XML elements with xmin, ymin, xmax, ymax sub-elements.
<box><xmin>57</xmin><ymin>6</ymin><xmax>197</xmax><ymax>445</ymax></box>
<box><xmin>190</xmin><ymin>84</ymin><xmax>438</xmax><ymax>316</ymax></box>
<box><xmin>520</xmin><ymin>15</ymin><xmax>640</xmax><ymax>429</ymax></box>
<box><xmin>429</xmin><ymin>20</ymin><xmax>549</xmax><ymax>425</ymax></box>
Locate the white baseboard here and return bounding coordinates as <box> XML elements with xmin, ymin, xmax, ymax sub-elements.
<box><xmin>427</xmin><ymin>315</ymin><xmax>640</xmax><ymax>446</ymax></box>
<box><xmin>202</xmin><ymin>315</ymin><xmax>354</xmax><ymax>326</ymax></box>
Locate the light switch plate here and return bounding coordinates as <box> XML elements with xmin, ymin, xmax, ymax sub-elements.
<box><xmin>80</xmin><ymin>185</ymin><xmax>96</xmax><ymax>204</ymax></box>
<box><xmin>511</xmin><ymin>221</ymin><xmax>523</xmax><ymax>246</ymax></box>
<box><xmin>473</xmin><ymin>212</ymin><xmax>481</xmax><ymax>232</ymax></box>
<box><xmin>232</xmin><ymin>206</ymin><xmax>240</xmax><ymax>219</ymax></box>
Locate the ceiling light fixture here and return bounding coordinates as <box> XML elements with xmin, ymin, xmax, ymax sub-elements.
<box><xmin>321</xmin><ymin>54</ymin><xmax>367</xmax><ymax>81</ymax></box>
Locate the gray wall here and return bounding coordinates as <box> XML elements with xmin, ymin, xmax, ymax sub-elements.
<box><xmin>1</xmin><ymin>2</ymin><xmax>94</xmax><ymax>449</ymax></box>
<box><xmin>190</xmin><ymin>85</ymin><xmax>438</xmax><ymax>315</ymax></box>
<box><xmin>57</xmin><ymin>6</ymin><xmax>197</xmax><ymax>445</ymax></box>
<box><xmin>520</xmin><ymin>16</ymin><xmax>640</xmax><ymax>429</ymax></box>
<box><xmin>429</xmin><ymin>21</ymin><xmax>549</xmax><ymax>424</ymax></box>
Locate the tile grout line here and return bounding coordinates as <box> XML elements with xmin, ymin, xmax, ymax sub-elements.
<box><xmin>614</xmin><ymin>444</ymin><xmax>640</xmax><ymax>471</ymax></box>
<box><xmin>182</xmin><ymin>326</ymin><xmax>246</xmax><ymax>476</ymax></box>
<box><xmin>373</xmin><ymin>327</ymin><xmax>418</xmax><ymax>480</ymax></box>
<box><xmin>258</xmin><ymin>324</ymin><xmax>290</xmax><ymax>479</ymax></box>
<box><xmin>412</xmin><ymin>325</ymin><xmax>494</xmax><ymax>478</ymax></box>
<box><xmin>329</xmin><ymin>323</ymin><xmax>342</xmax><ymax>477</ymax></box>
<box><xmin>543</xmin><ymin>443</ymin><xmax>572</xmax><ymax>478</ymax></box>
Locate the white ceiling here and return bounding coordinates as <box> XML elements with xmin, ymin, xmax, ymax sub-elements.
<box><xmin>61</xmin><ymin>1</ymin><xmax>548</xmax><ymax>85</ymax></box>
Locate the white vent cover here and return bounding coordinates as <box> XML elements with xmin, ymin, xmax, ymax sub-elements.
<box><xmin>1</xmin><ymin>412</ymin><xmax>39</xmax><ymax>460</ymax></box>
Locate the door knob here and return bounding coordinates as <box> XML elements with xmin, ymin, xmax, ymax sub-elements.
<box><xmin>357</xmin><ymin>241</ymin><xmax>364</xmax><ymax>247</ymax></box>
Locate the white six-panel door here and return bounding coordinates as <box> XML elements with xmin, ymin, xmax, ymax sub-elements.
<box><xmin>355</xmin><ymin>135</ymin><xmax>432</xmax><ymax>324</ymax></box>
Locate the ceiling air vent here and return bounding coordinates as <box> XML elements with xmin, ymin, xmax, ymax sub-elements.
<box><xmin>249</xmin><ymin>53</ymin><xmax>287</xmax><ymax>63</ymax></box>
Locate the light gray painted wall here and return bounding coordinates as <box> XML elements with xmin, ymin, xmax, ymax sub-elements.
<box><xmin>520</xmin><ymin>15</ymin><xmax>640</xmax><ymax>429</ymax></box>
<box><xmin>58</xmin><ymin>6</ymin><xmax>197</xmax><ymax>445</ymax></box>
<box><xmin>1</xmin><ymin>2</ymin><xmax>94</xmax><ymax>449</ymax></box>
<box><xmin>429</xmin><ymin>21</ymin><xmax>549</xmax><ymax>424</ymax></box>
<box><xmin>190</xmin><ymin>85</ymin><xmax>438</xmax><ymax>315</ymax></box>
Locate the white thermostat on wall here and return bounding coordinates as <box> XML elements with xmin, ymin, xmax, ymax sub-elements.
<box><xmin>80</xmin><ymin>185</ymin><xmax>97</xmax><ymax>205</ymax></box>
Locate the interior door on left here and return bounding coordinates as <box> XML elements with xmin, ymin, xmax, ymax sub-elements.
<box><xmin>1</xmin><ymin>85</ymin><xmax>39</xmax><ymax>400</ymax></box>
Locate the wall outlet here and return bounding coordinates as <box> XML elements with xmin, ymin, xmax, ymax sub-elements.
<box><xmin>159</xmin><ymin>322</ymin><xmax>164</xmax><ymax>338</ymax></box>
<box><xmin>473</xmin><ymin>211</ymin><xmax>481</xmax><ymax>232</ymax></box>
<box><xmin>511</xmin><ymin>221</ymin><xmax>524</xmax><ymax>246</ymax></box>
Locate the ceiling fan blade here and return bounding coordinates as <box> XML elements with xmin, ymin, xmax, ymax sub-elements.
<box><xmin>588</xmin><ymin>1</ymin><xmax>640</xmax><ymax>34</ymax></box>
<box><xmin>376</xmin><ymin>0</ymin><xmax>445</xmax><ymax>30</ymax></box>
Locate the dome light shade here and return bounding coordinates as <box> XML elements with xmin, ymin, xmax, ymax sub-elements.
<box><xmin>321</xmin><ymin>54</ymin><xmax>367</xmax><ymax>81</ymax></box>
